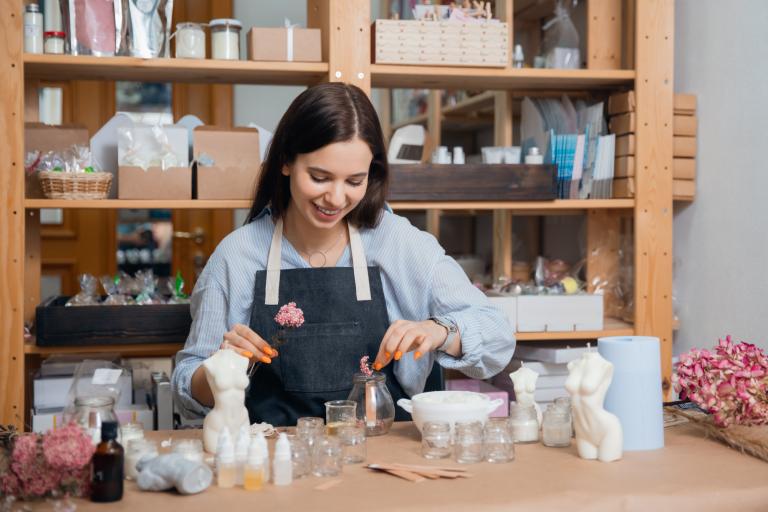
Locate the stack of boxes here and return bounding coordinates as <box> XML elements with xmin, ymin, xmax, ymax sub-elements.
<box><xmin>609</xmin><ymin>91</ymin><xmax>697</xmax><ymax>199</ymax></box>
<box><xmin>372</xmin><ymin>20</ymin><xmax>508</xmax><ymax>67</ymax></box>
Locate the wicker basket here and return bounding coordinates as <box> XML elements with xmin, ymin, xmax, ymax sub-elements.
<box><xmin>38</xmin><ymin>171</ymin><xmax>113</xmax><ymax>200</ymax></box>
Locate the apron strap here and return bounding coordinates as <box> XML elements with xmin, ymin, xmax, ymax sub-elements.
<box><xmin>264</xmin><ymin>217</ymin><xmax>372</xmax><ymax>304</ymax></box>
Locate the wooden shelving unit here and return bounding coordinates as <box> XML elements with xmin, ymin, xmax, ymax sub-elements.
<box><xmin>25</xmin><ymin>341</ymin><xmax>183</xmax><ymax>357</ymax></box>
<box><xmin>1</xmin><ymin>0</ymin><xmax>675</xmax><ymax>430</ymax></box>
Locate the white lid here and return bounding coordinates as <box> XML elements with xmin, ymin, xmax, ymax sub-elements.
<box><xmin>274</xmin><ymin>433</ymin><xmax>291</xmax><ymax>461</ymax></box>
<box><xmin>209</xmin><ymin>18</ymin><xmax>242</xmax><ymax>29</ymax></box>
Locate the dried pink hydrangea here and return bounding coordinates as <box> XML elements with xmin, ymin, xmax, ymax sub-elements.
<box><xmin>43</xmin><ymin>423</ymin><xmax>94</xmax><ymax>470</ymax></box>
<box><xmin>274</xmin><ymin>302</ymin><xmax>305</xmax><ymax>328</ymax></box>
<box><xmin>359</xmin><ymin>355</ymin><xmax>373</xmax><ymax>377</ymax></box>
<box><xmin>676</xmin><ymin>335</ymin><xmax>768</xmax><ymax>427</ymax></box>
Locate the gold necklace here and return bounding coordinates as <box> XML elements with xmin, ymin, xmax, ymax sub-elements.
<box><xmin>295</xmin><ymin>227</ymin><xmax>346</xmax><ymax>268</ymax></box>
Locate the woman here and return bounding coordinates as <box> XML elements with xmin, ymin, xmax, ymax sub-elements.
<box><xmin>171</xmin><ymin>83</ymin><xmax>516</xmax><ymax>426</ymax></box>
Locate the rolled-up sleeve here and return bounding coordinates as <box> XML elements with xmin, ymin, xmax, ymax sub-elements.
<box><xmin>171</xmin><ymin>267</ymin><xmax>229</xmax><ymax>418</ymax></box>
<box><xmin>429</xmin><ymin>254</ymin><xmax>516</xmax><ymax>379</ymax></box>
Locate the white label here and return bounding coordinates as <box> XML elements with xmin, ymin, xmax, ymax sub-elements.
<box><xmin>92</xmin><ymin>368</ymin><xmax>122</xmax><ymax>385</ymax></box>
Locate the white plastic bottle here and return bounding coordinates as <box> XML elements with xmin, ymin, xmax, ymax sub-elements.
<box><xmin>272</xmin><ymin>433</ymin><xmax>293</xmax><ymax>486</ymax></box>
<box><xmin>254</xmin><ymin>431</ymin><xmax>270</xmax><ymax>483</ymax></box>
<box><xmin>216</xmin><ymin>429</ymin><xmax>236</xmax><ymax>488</ymax></box>
<box><xmin>234</xmin><ymin>424</ymin><xmax>250</xmax><ymax>486</ymax></box>
<box><xmin>243</xmin><ymin>439</ymin><xmax>265</xmax><ymax>491</ymax></box>
<box><xmin>24</xmin><ymin>4</ymin><xmax>44</xmax><ymax>54</ymax></box>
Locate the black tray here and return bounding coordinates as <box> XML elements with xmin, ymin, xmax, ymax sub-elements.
<box><xmin>35</xmin><ymin>296</ymin><xmax>192</xmax><ymax>347</ymax></box>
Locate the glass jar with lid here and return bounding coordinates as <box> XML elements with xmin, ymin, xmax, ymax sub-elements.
<box><xmin>209</xmin><ymin>18</ymin><xmax>241</xmax><ymax>60</ymax></box>
<box><xmin>175</xmin><ymin>22</ymin><xmax>205</xmax><ymax>59</ymax></box>
<box><xmin>72</xmin><ymin>396</ymin><xmax>118</xmax><ymax>445</ymax></box>
<box><xmin>508</xmin><ymin>402</ymin><xmax>539</xmax><ymax>444</ymax></box>
<box><xmin>421</xmin><ymin>421</ymin><xmax>452</xmax><ymax>459</ymax></box>
<box><xmin>347</xmin><ymin>372</ymin><xmax>395</xmax><ymax>436</ymax></box>
<box><xmin>542</xmin><ymin>403</ymin><xmax>572</xmax><ymax>447</ymax></box>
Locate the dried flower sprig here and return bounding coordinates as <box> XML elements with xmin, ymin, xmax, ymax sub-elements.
<box><xmin>274</xmin><ymin>302</ymin><xmax>305</xmax><ymax>328</ymax></box>
<box><xmin>676</xmin><ymin>335</ymin><xmax>768</xmax><ymax>427</ymax></box>
<box><xmin>360</xmin><ymin>355</ymin><xmax>374</xmax><ymax>377</ymax></box>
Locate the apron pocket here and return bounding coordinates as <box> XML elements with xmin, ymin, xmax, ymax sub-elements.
<box><xmin>277</xmin><ymin>321</ymin><xmax>365</xmax><ymax>393</ymax></box>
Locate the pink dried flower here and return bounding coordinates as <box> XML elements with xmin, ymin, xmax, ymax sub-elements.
<box><xmin>274</xmin><ymin>302</ymin><xmax>305</xmax><ymax>328</ymax></box>
<box><xmin>675</xmin><ymin>335</ymin><xmax>768</xmax><ymax>427</ymax></box>
<box><xmin>359</xmin><ymin>356</ymin><xmax>373</xmax><ymax>377</ymax></box>
<box><xmin>43</xmin><ymin>423</ymin><xmax>94</xmax><ymax>470</ymax></box>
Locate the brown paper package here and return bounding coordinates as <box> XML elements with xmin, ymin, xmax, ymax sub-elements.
<box><xmin>673</xmin><ymin>136</ymin><xmax>697</xmax><ymax>158</ymax></box>
<box><xmin>194</xmin><ymin>127</ymin><xmax>261</xmax><ymax>200</ymax></box>
<box><xmin>614</xmin><ymin>156</ymin><xmax>635</xmax><ymax>178</ymax></box>
<box><xmin>247</xmin><ymin>28</ymin><xmax>322</xmax><ymax>62</ymax></box>
<box><xmin>613</xmin><ymin>177</ymin><xmax>695</xmax><ymax>198</ymax></box>
<box><xmin>673</xmin><ymin>115</ymin><xmax>698</xmax><ymax>136</ymax></box>
<box><xmin>615</xmin><ymin>134</ymin><xmax>635</xmax><ymax>157</ymax></box>
<box><xmin>118</xmin><ymin>166</ymin><xmax>192</xmax><ymax>199</ymax></box>
<box><xmin>25</xmin><ymin>123</ymin><xmax>90</xmax><ymax>198</ymax></box>
<box><xmin>608</xmin><ymin>112</ymin><xmax>635</xmax><ymax>136</ymax></box>
<box><xmin>607</xmin><ymin>90</ymin><xmax>635</xmax><ymax>116</ymax></box>
<box><xmin>673</xmin><ymin>158</ymin><xmax>696</xmax><ymax>179</ymax></box>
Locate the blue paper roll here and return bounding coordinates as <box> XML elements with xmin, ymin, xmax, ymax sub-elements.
<box><xmin>598</xmin><ymin>336</ymin><xmax>664</xmax><ymax>451</ymax></box>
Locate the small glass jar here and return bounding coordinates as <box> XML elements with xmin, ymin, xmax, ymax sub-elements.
<box><xmin>72</xmin><ymin>396</ymin><xmax>118</xmax><ymax>445</ymax></box>
<box><xmin>542</xmin><ymin>404</ymin><xmax>572</xmax><ymax>447</ymax></box>
<box><xmin>554</xmin><ymin>396</ymin><xmax>574</xmax><ymax>437</ymax></box>
<box><xmin>172</xmin><ymin>439</ymin><xmax>204</xmax><ymax>463</ymax></box>
<box><xmin>297</xmin><ymin>416</ymin><xmax>325</xmax><ymax>451</ymax></box>
<box><xmin>420</xmin><ymin>421</ymin><xmax>452</xmax><ymax>459</ymax></box>
<box><xmin>44</xmin><ymin>31</ymin><xmax>66</xmax><ymax>54</ymax></box>
<box><xmin>483</xmin><ymin>418</ymin><xmax>515</xmax><ymax>463</ymax></box>
<box><xmin>508</xmin><ymin>402</ymin><xmax>539</xmax><ymax>444</ymax></box>
<box><xmin>347</xmin><ymin>372</ymin><xmax>396</xmax><ymax>436</ymax></box>
<box><xmin>119</xmin><ymin>422</ymin><xmax>144</xmax><ymax>446</ymax></box>
<box><xmin>312</xmin><ymin>436</ymin><xmax>343</xmax><ymax>477</ymax></box>
<box><xmin>453</xmin><ymin>421</ymin><xmax>484</xmax><ymax>464</ymax></box>
<box><xmin>337</xmin><ymin>425</ymin><xmax>366</xmax><ymax>464</ymax></box>
<box><xmin>286</xmin><ymin>434</ymin><xmax>311</xmax><ymax>479</ymax></box>
<box><xmin>209</xmin><ymin>18</ymin><xmax>241</xmax><ymax>60</ymax></box>
<box><xmin>125</xmin><ymin>439</ymin><xmax>158</xmax><ymax>480</ymax></box>
<box><xmin>175</xmin><ymin>22</ymin><xmax>205</xmax><ymax>59</ymax></box>
<box><xmin>324</xmin><ymin>400</ymin><xmax>358</xmax><ymax>435</ymax></box>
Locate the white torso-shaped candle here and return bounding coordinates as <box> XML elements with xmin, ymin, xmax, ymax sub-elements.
<box><xmin>565</xmin><ymin>351</ymin><xmax>623</xmax><ymax>462</ymax></box>
<box><xmin>202</xmin><ymin>349</ymin><xmax>251</xmax><ymax>454</ymax></box>
<box><xmin>509</xmin><ymin>365</ymin><xmax>542</xmax><ymax>425</ymax></box>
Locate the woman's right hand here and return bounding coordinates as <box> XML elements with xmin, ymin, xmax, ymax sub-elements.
<box><xmin>220</xmin><ymin>323</ymin><xmax>278</xmax><ymax>364</ymax></box>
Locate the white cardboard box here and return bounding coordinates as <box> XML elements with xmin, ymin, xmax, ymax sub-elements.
<box><xmin>486</xmin><ymin>296</ymin><xmax>517</xmax><ymax>331</ymax></box>
<box><xmin>33</xmin><ymin>373</ymin><xmax>133</xmax><ymax>410</ymax></box>
<box><xmin>516</xmin><ymin>294</ymin><xmax>604</xmax><ymax>332</ymax></box>
<box><xmin>32</xmin><ymin>404</ymin><xmax>153</xmax><ymax>433</ymax></box>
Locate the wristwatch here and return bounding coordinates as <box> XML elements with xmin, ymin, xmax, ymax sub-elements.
<box><xmin>429</xmin><ymin>316</ymin><xmax>458</xmax><ymax>353</ymax></box>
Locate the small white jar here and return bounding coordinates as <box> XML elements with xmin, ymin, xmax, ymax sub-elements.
<box><xmin>209</xmin><ymin>18</ymin><xmax>242</xmax><ymax>60</ymax></box>
<box><xmin>44</xmin><ymin>31</ymin><xmax>66</xmax><ymax>54</ymax></box>
<box><xmin>175</xmin><ymin>22</ymin><xmax>206</xmax><ymax>59</ymax></box>
<box><xmin>24</xmin><ymin>4</ymin><xmax>44</xmax><ymax>54</ymax></box>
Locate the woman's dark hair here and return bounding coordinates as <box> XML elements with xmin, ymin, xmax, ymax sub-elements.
<box><xmin>246</xmin><ymin>82</ymin><xmax>389</xmax><ymax>228</ymax></box>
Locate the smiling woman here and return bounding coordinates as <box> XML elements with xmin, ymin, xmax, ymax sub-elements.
<box><xmin>171</xmin><ymin>83</ymin><xmax>516</xmax><ymax>427</ymax></box>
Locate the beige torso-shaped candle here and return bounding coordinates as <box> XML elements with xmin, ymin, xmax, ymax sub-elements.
<box><xmin>565</xmin><ymin>352</ymin><xmax>623</xmax><ymax>462</ymax></box>
<box><xmin>509</xmin><ymin>365</ymin><xmax>542</xmax><ymax>425</ymax></box>
<box><xmin>202</xmin><ymin>349</ymin><xmax>251</xmax><ymax>454</ymax></box>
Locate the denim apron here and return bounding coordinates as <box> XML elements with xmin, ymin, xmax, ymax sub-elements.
<box><xmin>245</xmin><ymin>218</ymin><xmax>409</xmax><ymax>426</ymax></box>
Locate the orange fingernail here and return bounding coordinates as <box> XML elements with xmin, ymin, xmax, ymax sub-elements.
<box><xmin>271</xmin><ymin>349</ymin><xmax>279</xmax><ymax>357</ymax></box>
<box><xmin>267</xmin><ymin>348</ymin><xmax>275</xmax><ymax>356</ymax></box>
<box><xmin>260</xmin><ymin>356</ymin><xmax>272</xmax><ymax>364</ymax></box>
<box><xmin>394</xmin><ymin>351</ymin><xmax>402</xmax><ymax>361</ymax></box>
<box><xmin>241</xmin><ymin>350</ymin><xmax>253</xmax><ymax>358</ymax></box>
<box><xmin>385</xmin><ymin>351</ymin><xmax>391</xmax><ymax>359</ymax></box>
<box><xmin>414</xmin><ymin>351</ymin><xmax>422</xmax><ymax>360</ymax></box>
<box><xmin>373</xmin><ymin>362</ymin><xmax>383</xmax><ymax>371</ymax></box>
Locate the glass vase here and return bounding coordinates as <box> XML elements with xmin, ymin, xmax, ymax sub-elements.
<box><xmin>347</xmin><ymin>372</ymin><xmax>395</xmax><ymax>436</ymax></box>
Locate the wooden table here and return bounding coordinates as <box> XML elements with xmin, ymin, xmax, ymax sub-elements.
<box><xmin>65</xmin><ymin>422</ymin><xmax>768</xmax><ymax>512</ymax></box>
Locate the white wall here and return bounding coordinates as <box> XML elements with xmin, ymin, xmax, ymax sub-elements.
<box><xmin>673</xmin><ymin>0</ymin><xmax>768</xmax><ymax>353</ymax></box>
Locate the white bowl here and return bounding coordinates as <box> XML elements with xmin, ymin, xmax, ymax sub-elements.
<box><xmin>397</xmin><ymin>391</ymin><xmax>503</xmax><ymax>432</ymax></box>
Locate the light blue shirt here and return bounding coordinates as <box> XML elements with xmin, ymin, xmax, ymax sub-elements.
<box><xmin>171</xmin><ymin>208</ymin><xmax>516</xmax><ymax>417</ymax></box>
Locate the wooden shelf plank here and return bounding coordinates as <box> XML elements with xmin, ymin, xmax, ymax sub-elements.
<box><xmin>24</xmin><ymin>54</ymin><xmax>329</xmax><ymax>86</ymax></box>
<box><xmin>372</xmin><ymin>64</ymin><xmax>635</xmax><ymax>90</ymax></box>
<box><xmin>25</xmin><ymin>341</ymin><xmax>182</xmax><ymax>357</ymax></box>
<box><xmin>516</xmin><ymin>318</ymin><xmax>634</xmax><ymax>341</ymax></box>
<box><xmin>25</xmin><ymin>198</ymin><xmax>634</xmax><ymax>211</ymax></box>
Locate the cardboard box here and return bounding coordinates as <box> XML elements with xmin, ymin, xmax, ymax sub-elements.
<box><xmin>615</xmin><ymin>134</ymin><xmax>635</xmax><ymax>157</ymax></box>
<box><xmin>674</xmin><ymin>93</ymin><xmax>697</xmax><ymax>112</ymax></box>
<box><xmin>607</xmin><ymin>90</ymin><xmax>635</xmax><ymax>115</ymax></box>
<box><xmin>513</xmin><ymin>342</ymin><xmax>589</xmax><ymax>364</ymax></box>
<box><xmin>673</xmin><ymin>115</ymin><xmax>697</xmax><ymax>136</ymax></box>
<box><xmin>516</xmin><ymin>295</ymin><xmax>604</xmax><ymax>332</ymax></box>
<box><xmin>486</xmin><ymin>295</ymin><xmax>517</xmax><ymax>331</ymax></box>
<box><xmin>673</xmin><ymin>157</ymin><xmax>696</xmax><ymax>179</ymax></box>
<box><xmin>673</xmin><ymin>179</ymin><xmax>695</xmax><ymax>198</ymax></box>
<box><xmin>612</xmin><ymin>177</ymin><xmax>634</xmax><ymax>198</ymax></box>
<box><xmin>609</xmin><ymin>112</ymin><xmax>635</xmax><ymax>135</ymax></box>
<box><xmin>673</xmin><ymin>136</ymin><xmax>697</xmax><ymax>158</ymax></box>
<box><xmin>194</xmin><ymin>126</ymin><xmax>261</xmax><ymax>200</ymax></box>
<box><xmin>247</xmin><ymin>27</ymin><xmax>321</xmax><ymax>62</ymax></box>
<box><xmin>32</xmin><ymin>404</ymin><xmax>153</xmax><ymax>433</ymax></box>
<box><xmin>445</xmin><ymin>379</ymin><xmax>509</xmax><ymax>417</ymax></box>
<box><xmin>25</xmin><ymin>123</ymin><xmax>90</xmax><ymax>198</ymax></box>
<box><xmin>614</xmin><ymin>155</ymin><xmax>635</xmax><ymax>177</ymax></box>
<box><xmin>117</xmin><ymin>125</ymin><xmax>191</xmax><ymax>199</ymax></box>
<box><xmin>33</xmin><ymin>372</ymin><xmax>133</xmax><ymax>410</ymax></box>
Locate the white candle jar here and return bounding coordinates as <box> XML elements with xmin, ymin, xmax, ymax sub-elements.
<box><xmin>508</xmin><ymin>402</ymin><xmax>539</xmax><ymax>444</ymax></box>
<box><xmin>209</xmin><ymin>18</ymin><xmax>241</xmax><ymax>60</ymax></box>
<box><xmin>542</xmin><ymin>404</ymin><xmax>571</xmax><ymax>447</ymax></box>
<box><xmin>175</xmin><ymin>22</ymin><xmax>206</xmax><ymax>59</ymax></box>
<box><xmin>44</xmin><ymin>31</ymin><xmax>66</xmax><ymax>54</ymax></box>
<box><xmin>125</xmin><ymin>439</ymin><xmax>158</xmax><ymax>480</ymax></box>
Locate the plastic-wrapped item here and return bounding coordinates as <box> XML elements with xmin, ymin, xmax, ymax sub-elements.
<box><xmin>125</xmin><ymin>0</ymin><xmax>174</xmax><ymax>58</ymax></box>
<box><xmin>166</xmin><ymin>271</ymin><xmax>190</xmax><ymax>304</ymax></box>
<box><xmin>63</xmin><ymin>359</ymin><xmax>131</xmax><ymax>419</ymax></box>
<box><xmin>66</xmin><ymin>274</ymin><xmax>101</xmax><ymax>306</ymax></box>
<box><xmin>542</xmin><ymin>0</ymin><xmax>580</xmax><ymax>69</ymax></box>
<box><xmin>26</xmin><ymin>145</ymin><xmax>95</xmax><ymax>174</ymax></box>
<box><xmin>135</xmin><ymin>269</ymin><xmax>162</xmax><ymax>305</ymax></box>
<box><xmin>63</xmin><ymin>0</ymin><xmax>128</xmax><ymax>56</ymax></box>
<box><xmin>101</xmin><ymin>274</ymin><xmax>132</xmax><ymax>305</ymax></box>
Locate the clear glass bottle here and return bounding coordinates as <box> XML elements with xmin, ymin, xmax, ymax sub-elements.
<box><xmin>420</xmin><ymin>421</ymin><xmax>452</xmax><ymax>460</ymax></box>
<box><xmin>542</xmin><ymin>404</ymin><xmax>572</xmax><ymax>447</ymax></box>
<box><xmin>337</xmin><ymin>425</ymin><xmax>366</xmax><ymax>464</ymax></box>
<box><xmin>508</xmin><ymin>402</ymin><xmax>539</xmax><ymax>444</ymax></box>
<box><xmin>347</xmin><ymin>373</ymin><xmax>395</xmax><ymax>436</ymax></box>
<box><xmin>483</xmin><ymin>418</ymin><xmax>515</xmax><ymax>463</ymax></box>
<box><xmin>454</xmin><ymin>421</ymin><xmax>484</xmax><ymax>464</ymax></box>
<box><xmin>73</xmin><ymin>396</ymin><xmax>118</xmax><ymax>445</ymax></box>
<box><xmin>91</xmin><ymin>421</ymin><xmax>123</xmax><ymax>503</ymax></box>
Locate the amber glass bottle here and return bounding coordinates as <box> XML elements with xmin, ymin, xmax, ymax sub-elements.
<box><xmin>91</xmin><ymin>421</ymin><xmax>124</xmax><ymax>502</ymax></box>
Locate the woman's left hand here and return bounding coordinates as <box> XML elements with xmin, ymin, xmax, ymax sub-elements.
<box><xmin>372</xmin><ymin>319</ymin><xmax>447</xmax><ymax>371</ymax></box>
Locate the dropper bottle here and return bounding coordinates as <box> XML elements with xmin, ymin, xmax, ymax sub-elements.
<box><xmin>272</xmin><ymin>433</ymin><xmax>293</xmax><ymax>486</ymax></box>
<box><xmin>243</xmin><ymin>438</ymin><xmax>265</xmax><ymax>491</ymax></box>
<box><xmin>254</xmin><ymin>431</ymin><xmax>270</xmax><ymax>482</ymax></box>
<box><xmin>216</xmin><ymin>428</ymin><xmax>236</xmax><ymax>488</ymax></box>
<box><xmin>235</xmin><ymin>424</ymin><xmax>250</xmax><ymax>486</ymax></box>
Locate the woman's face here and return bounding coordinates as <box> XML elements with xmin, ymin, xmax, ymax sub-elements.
<box><xmin>282</xmin><ymin>137</ymin><xmax>373</xmax><ymax>230</ymax></box>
